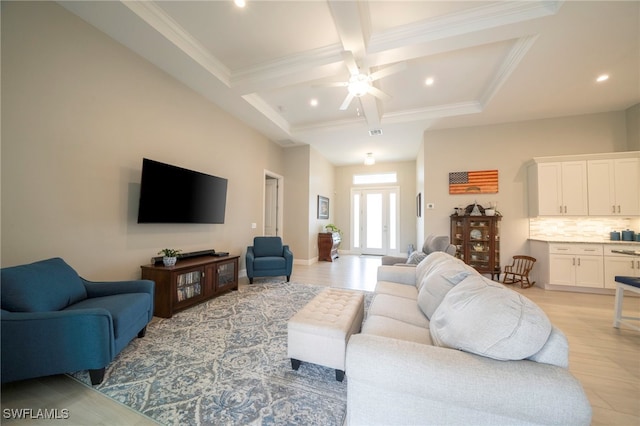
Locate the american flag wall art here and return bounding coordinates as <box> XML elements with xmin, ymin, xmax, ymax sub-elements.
<box><xmin>448</xmin><ymin>170</ymin><xmax>498</xmax><ymax>194</ymax></box>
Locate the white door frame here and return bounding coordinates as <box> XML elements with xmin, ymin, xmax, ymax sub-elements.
<box><xmin>263</xmin><ymin>170</ymin><xmax>284</xmax><ymax>238</ymax></box>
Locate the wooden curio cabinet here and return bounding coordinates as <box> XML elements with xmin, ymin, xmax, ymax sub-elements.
<box><xmin>450</xmin><ymin>215</ymin><xmax>501</xmax><ymax>279</ymax></box>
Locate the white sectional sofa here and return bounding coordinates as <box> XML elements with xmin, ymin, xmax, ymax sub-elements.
<box><xmin>345</xmin><ymin>252</ymin><xmax>592</xmax><ymax>425</ymax></box>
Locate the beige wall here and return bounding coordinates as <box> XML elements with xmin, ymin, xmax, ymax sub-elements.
<box><xmin>335</xmin><ymin>161</ymin><xmax>416</xmax><ymax>254</ymax></box>
<box><xmin>281</xmin><ymin>145</ymin><xmax>336</xmax><ymax>263</ymax></box>
<box><xmin>421</xmin><ymin>111</ymin><xmax>631</xmax><ymax>268</ymax></box>
<box><xmin>1</xmin><ymin>2</ymin><xmax>285</xmax><ymax>279</ymax></box>
<box><xmin>626</xmin><ymin>103</ymin><xmax>640</xmax><ymax>150</ymax></box>
<box><xmin>309</xmin><ymin>147</ymin><xmax>336</xmax><ymax>260</ymax></box>
<box><xmin>282</xmin><ymin>146</ymin><xmax>311</xmax><ymax>260</ymax></box>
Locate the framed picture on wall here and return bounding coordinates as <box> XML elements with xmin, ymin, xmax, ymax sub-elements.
<box><xmin>318</xmin><ymin>195</ymin><xmax>329</xmax><ymax>219</ymax></box>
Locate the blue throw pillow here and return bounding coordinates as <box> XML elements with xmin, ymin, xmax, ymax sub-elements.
<box><xmin>1</xmin><ymin>258</ymin><xmax>87</xmax><ymax>312</ymax></box>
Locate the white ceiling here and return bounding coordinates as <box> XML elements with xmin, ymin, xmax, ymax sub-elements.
<box><xmin>59</xmin><ymin>1</ymin><xmax>640</xmax><ymax>166</ymax></box>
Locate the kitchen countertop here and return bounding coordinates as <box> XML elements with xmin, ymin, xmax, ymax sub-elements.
<box><xmin>529</xmin><ymin>237</ymin><xmax>640</xmax><ymax>245</ymax></box>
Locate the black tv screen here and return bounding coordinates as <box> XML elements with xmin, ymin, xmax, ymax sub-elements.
<box><xmin>137</xmin><ymin>158</ymin><xmax>228</xmax><ymax>224</ymax></box>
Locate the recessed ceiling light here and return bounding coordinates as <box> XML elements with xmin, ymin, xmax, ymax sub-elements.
<box><xmin>425</xmin><ymin>77</ymin><xmax>435</xmax><ymax>86</ymax></box>
<box><xmin>234</xmin><ymin>0</ymin><xmax>246</xmax><ymax>8</ymax></box>
<box><xmin>310</xmin><ymin>98</ymin><xmax>318</xmax><ymax>107</ymax></box>
<box><xmin>596</xmin><ymin>74</ymin><xmax>609</xmax><ymax>83</ymax></box>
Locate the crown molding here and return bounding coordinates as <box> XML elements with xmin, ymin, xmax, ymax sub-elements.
<box><xmin>368</xmin><ymin>0</ymin><xmax>561</xmax><ymax>54</ymax></box>
<box><xmin>122</xmin><ymin>1</ymin><xmax>231</xmax><ymax>87</ymax></box>
<box><xmin>230</xmin><ymin>44</ymin><xmax>345</xmax><ymax>93</ymax></box>
<box><xmin>383</xmin><ymin>101</ymin><xmax>483</xmax><ymax>124</ymax></box>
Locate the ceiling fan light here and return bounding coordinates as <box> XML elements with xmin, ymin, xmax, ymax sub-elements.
<box><xmin>348</xmin><ymin>74</ymin><xmax>371</xmax><ymax>97</ymax></box>
<box><xmin>364</xmin><ymin>152</ymin><xmax>375</xmax><ymax>165</ymax></box>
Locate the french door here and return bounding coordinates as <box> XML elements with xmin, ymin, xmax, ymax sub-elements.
<box><xmin>351</xmin><ymin>188</ymin><xmax>399</xmax><ymax>255</ymax></box>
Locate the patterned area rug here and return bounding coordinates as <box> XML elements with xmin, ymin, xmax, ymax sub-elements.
<box><xmin>72</xmin><ymin>282</ymin><xmax>362</xmax><ymax>425</ymax></box>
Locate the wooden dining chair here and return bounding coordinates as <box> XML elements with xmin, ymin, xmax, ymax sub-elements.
<box><xmin>502</xmin><ymin>255</ymin><xmax>536</xmax><ymax>288</ymax></box>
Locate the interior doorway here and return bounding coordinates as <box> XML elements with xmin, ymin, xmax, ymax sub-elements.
<box><xmin>264</xmin><ymin>171</ymin><xmax>283</xmax><ymax>237</ymax></box>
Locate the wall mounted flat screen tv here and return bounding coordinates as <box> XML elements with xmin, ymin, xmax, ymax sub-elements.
<box><xmin>137</xmin><ymin>158</ymin><xmax>228</xmax><ymax>224</ymax></box>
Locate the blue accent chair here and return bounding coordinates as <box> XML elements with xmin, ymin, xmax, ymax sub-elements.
<box><xmin>1</xmin><ymin>257</ymin><xmax>154</xmax><ymax>385</ymax></box>
<box><xmin>246</xmin><ymin>237</ymin><xmax>293</xmax><ymax>284</ymax></box>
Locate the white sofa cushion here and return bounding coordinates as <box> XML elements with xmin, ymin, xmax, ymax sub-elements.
<box><xmin>362</xmin><ymin>315</ymin><xmax>432</xmax><ymax>345</ymax></box>
<box><xmin>368</xmin><ymin>293</ymin><xmax>430</xmax><ymax>328</ymax></box>
<box><xmin>527</xmin><ymin>326</ymin><xmax>569</xmax><ymax>368</ymax></box>
<box><xmin>375</xmin><ymin>281</ymin><xmax>418</xmax><ymax>300</ymax></box>
<box><xmin>430</xmin><ymin>275</ymin><xmax>552</xmax><ymax>361</ymax></box>
<box><xmin>415</xmin><ymin>252</ymin><xmax>458</xmax><ymax>291</ymax></box>
<box><xmin>416</xmin><ymin>258</ymin><xmax>477</xmax><ymax>319</ymax></box>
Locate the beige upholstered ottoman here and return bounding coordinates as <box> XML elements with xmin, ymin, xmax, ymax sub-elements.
<box><xmin>287</xmin><ymin>288</ymin><xmax>364</xmax><ymax>381</ymax></box>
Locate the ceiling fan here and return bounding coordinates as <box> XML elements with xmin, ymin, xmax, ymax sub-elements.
<box><xmin>318</xmin><ymin>51</ymin><xmax>407</xmax><ymax>110</ymax></box>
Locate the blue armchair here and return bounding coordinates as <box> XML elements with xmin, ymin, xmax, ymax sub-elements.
<box><xmin>246</xmin><ymin>236</ymin><xmax>293</xmax><ymax>284</ymax></box>
<box><xmin>1</xmin><ymin>257</ymin><xmax>154</xmax><ymax>385</ymax></box>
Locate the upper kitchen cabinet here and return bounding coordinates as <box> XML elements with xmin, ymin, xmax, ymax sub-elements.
<box><xmin>528</xmin><ymin>161</ymin><xmax>588</xmax><ymax>216</ymax></box>
<box><xmin>587</xmin><ymin>158</ymin><xmax>640</xmax><ymax>216</ymax></box>
<box><xmin>528</xmin><ymin>152</ymin><xmax>640</xmax><ymax>217</ymax></box>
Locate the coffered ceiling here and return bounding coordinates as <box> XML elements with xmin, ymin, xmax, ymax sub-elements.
<box><xmin>59</xmin><ymin>1</ymin><xmax>640</xmax><ymax>165</ymax></box>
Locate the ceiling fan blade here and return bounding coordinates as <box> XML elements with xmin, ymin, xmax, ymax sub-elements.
<box><xmin>313</xmin><ymin>82</ymin><xmax>348</xmax><ymax>88</ymax></box>
<box><xmin>367</xmin><ymin>85</ymin><xmax>391</xmax><ymax>101</ymax></box>
<box><xmin>339</xmin><ymin>93</ymin><xmax>355</xmax><ymax>110</ymax></box>
<box><xmin>369</xmin><ymin>62</ymin><xmax>407</xmax><ymax>81</ymax></box>
<box><xmin>342</xmin><ymin>51</ymin><xmax>360</xmax><ymax>75</ymax></box>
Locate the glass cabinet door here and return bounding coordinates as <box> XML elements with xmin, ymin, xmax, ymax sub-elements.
<box><xmin>468</xmin><ymin>219</ymin><xmax>490</xmax><ymax>270</ymax></box>
<box><xmin>216</xmin><ymin>260</ymin><xmax>237</xmax><ymax>292</ymax></box>
<box><xmin>176</xmin><ymin>269</ymin><xmax>203</xmax><ymax>303</ymax></box>
<box><xmin>451</xmin><ymin>219</ymin><xmax>465</xmax><ymax>261</ymax></box>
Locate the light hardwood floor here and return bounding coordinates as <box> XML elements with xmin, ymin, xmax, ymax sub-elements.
<box><xmin>2</xmin><ymin>255</ymin><xmax>638</xmax><ymax>425</ymax></box>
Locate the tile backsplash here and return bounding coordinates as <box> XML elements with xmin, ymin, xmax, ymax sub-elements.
<box><xmin>530</xmin><ymin>217</ymin><xmax>640</xmax><ymax>240</ymax></box>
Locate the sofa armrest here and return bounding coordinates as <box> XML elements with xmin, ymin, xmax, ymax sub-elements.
<box><xmin>376</xmin><ymin>265</ymin><xmax>416</xmax><ymax>286</ymax></box>
<box><xmin>1</xmin><ymin>308</ymin><xmax>114</xmax><ymax>383</ymax></box>
<box><xmin>346</xmin><ymin>334</ymin><xmax>591</xmax><ymax>425</ymax></box>
<box><xmin>83</xmin><ymin>279</ymin><xmax>154</xmax><ymax>298</ymax></box>
<box><xmin>381</xmin><ymin>255</ymin><xmax>407</xmax><ymax>265</ymax></box>
<box><xmin>283</xmin><ymin>245</ymin><xmax>294</xmax><ymax>270</ymax></box>
<box><xmin>245</xmin><ymin>246</ymin><xmax>255</xmax><ymax>276</ymax></box>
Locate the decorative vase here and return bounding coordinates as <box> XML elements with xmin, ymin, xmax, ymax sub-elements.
<box><xmin>163</xmin><ymin>256</ymin><xmax>177</xmax><ymax>267</ymax></box>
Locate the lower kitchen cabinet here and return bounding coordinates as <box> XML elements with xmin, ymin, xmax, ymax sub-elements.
<box><xmin>603</xmin><ymin>245</ymin><xmax>640</xmax><ymax>289</ymax></box>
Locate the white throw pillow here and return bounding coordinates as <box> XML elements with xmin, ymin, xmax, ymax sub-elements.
<box><xmin>415</xmin><ymin>252</ymin><xmax>455</xmax><ymax>291</ymax></box>
<box><xmin>430</xmin><ymin>275</ymin><xmax>552</xmax><ymax>361</ymax></box>
<box><xmin>406</xmin><ymin>251</ymin><xmax>427</xmax><ymax>265</ymax></box>
<box><xmin>417</xmin><ymin>262</ymin><xmax>476</xmax><ymax>319</ymax></box>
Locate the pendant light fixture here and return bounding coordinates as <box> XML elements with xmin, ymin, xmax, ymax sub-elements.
<box><xmin>364</xmin><ymin>152</ymin><xmax>375</xmax><ymax>166</ymax></box>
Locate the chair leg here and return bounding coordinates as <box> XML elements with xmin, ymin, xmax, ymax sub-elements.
<box><xmin>249</xmin><ymin>277</ymin><xmax>253</xmax><ymax>284</ymax></box>
<box><xmin>286</xmin><ymin>275</ymin><xmax>290</xmax><ymax>282</ymax></box>
<box><xmin>138</xmin><ymin>326</ymin><xmax>147</xmax><ymax>338</ymax></box>
<box><xmin>89</xmin><ymin>367</ymin><xmax>105</xmax><ymax>385</ymax></box>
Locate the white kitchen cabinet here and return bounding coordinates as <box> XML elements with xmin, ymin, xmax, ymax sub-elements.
<box><xmin>528</xmin><ymin>161</ymin><xmax>588</xmax><ymax>216</ymax></box>
<box><xmin>587</xmin><ymin>158</ymin><xmax>640</xmax><ymax>216</ymax></box>
<box><xmin>548</xmin><ymin>244</ymin><xmax>603</xmax><ymax>288</ymax></box>
<box><xmin>603</xmin><ymin>245</ymin><xmax>640</xmax><ymax>289</ymax></box>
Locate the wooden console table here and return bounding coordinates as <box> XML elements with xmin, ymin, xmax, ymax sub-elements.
<box><xmin>318</xmin><ymin>232</ymin><xmax>340</xmax><ymax>262</ymax></box>
<box><xmin>141</xmin><ymin>255</ymin><xmax>239</xmax><ymax>318</ymax></box>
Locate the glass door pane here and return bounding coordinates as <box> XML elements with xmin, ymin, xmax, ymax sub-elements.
<box><xmin>366</xmin><ymin>193</ymin><xmax>383</xmax><ymax>252</ymax></box>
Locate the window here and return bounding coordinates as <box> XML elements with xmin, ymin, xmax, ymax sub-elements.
<box><xmin>353</xmin><ymin>173</ymin><xmax>397</xmax><ymax>185</ymax></box>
